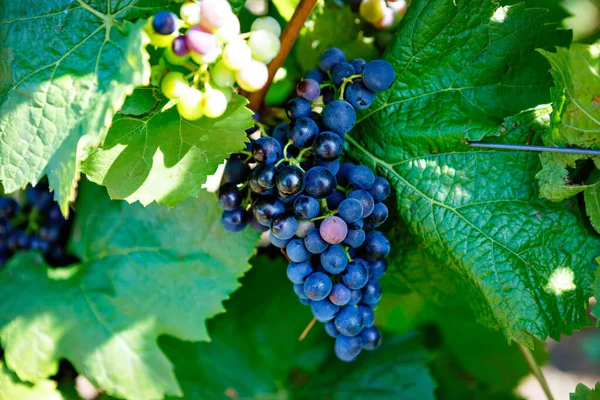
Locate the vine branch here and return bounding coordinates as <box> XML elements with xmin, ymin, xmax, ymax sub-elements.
<box><xmin>518</xmin><ymin>344</ymin><xmax>554</xmax><ymax>400</ymax></box>
<box><xmin>247</xmin><ymin>0</ymin><xmax>318</xmax><ymax>111</ymax></box>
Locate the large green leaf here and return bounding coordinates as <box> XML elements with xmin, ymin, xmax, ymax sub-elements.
<box><xmin>0</xmin><ymin>181</ymin><xmax>260</xmax><ymax>400</ymax></box>
<box><xmin>571</xmin><ymin>383</ymin><xmax>600</xmax><ymax>400</ymax></box>
<box><xmin>0</xmin><ymin>1</ymin><xmax>169</xmax><ymax>216</ymax></box>
<box><xmin>161</xmin><ymin>256</ymin><xmax>436</xmax><ymax>399</ymax></box>
<box><xmin>81</xmin><ymin>93</ymin><xmax>252</xmax><ymax>207</ymax></box>
<box><xmin>347</xmin><ymin>0</ymin><xmax>599</xmax><ymax>347</ymax></box>
<box><xmin>535</xmin><ymin>42</ymin><xmax>600</xmax><ymax>219</ymax></box>
<box><xmin>0</xmin><ymin>362</ymin><xmax>64</xmax><ymax>400</ymax></box>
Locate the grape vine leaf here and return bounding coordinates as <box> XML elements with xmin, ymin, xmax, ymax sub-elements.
<box><xmin>229</xmin><ymin>0</ymin><xmax>247</xmax><ymax>14</ymax></box>
<box><xmin>0</xmin><ymin>1</ymin><xmax>171</xmax><ymax>216</ymax></box>
<box><xmin>0</xmin><ymin>181</ymin><xmax>260</xmax><ymax>400</ymax></box>
<box><xmin>295</xmin><ymin>6</ymin><xmax>380</xmax><ymax>72</ymax></box>
<box><xmin>500</xmin><ymin>0</ymin><xmax>571</xmax><ymax>24</ymax></box>
<box><xmin>571</xmin><ymin>383</ymin><xmax>600</xmax><ymax>400</ymax></box>
<box><xmin>347</xmin><ymin>0</ymin><xmax>599</xmax><ymax>347</ymax></box>
<box><xmin>160</xmin><ymin>256</ymin><xmax>436</xmax><ymax>400</ymax></box>
<box><xmin>535</xmin><ymin>42</ymin><xmax>600</xmax><ymax>219</ymax></box>
<box><xmin>81</xmin><ymin>93</ymin><xmax>252</xmax><ymax>207</ymax></box>
<box><xmin>0</xmin><ymin>361</ymin><xmax>64</xmax><ymax>400</ymax></box>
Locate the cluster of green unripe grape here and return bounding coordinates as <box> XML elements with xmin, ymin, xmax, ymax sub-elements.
<box><xmin>144</xmin><ymin>0</ymin><xmax>282</xmax><ymax>120</ymax></box>
<box><xmin>351</xmin><ymin>0</ymin><xmax>407</xmax><ymax>29</ymax></box>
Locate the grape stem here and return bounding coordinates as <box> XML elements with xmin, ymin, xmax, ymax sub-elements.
<box><xmin>310</xmin><ymin>210</ymin><xmax>338</xmax><ymax>222</ymax></box>
<box><xmin>298</xmin><ymin>317</ymin><xmax>317</xmax><ymax>341</ymax></box>
<box><xmin>337</xmin><ymin>74</ymin><xmax>362</xmax><ymax>100</ymax></box>
<box><xmin>336</xmin><ymin>185</ymin><xmax>348</xmax><ymax>194</ymax></box>
<box><xmin>518</xmin><ymin>344</ymin><xmax>554</xmax><ymax>400</ymax></box>
<box><xmin>344</xmin><ymin>247</ymin><xmax>353</xmax><ymax>262</ymax></box>
<box><xmin>280</xmin><ymin>248</ymin><xmax>292</xmax><ymax>263</ymax></box>
<box><xmin>247</xmin><ymin>0</ymin><xmax>319</xmax><ymax>110</ymax></box>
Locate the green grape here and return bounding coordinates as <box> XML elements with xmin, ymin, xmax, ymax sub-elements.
<box><xmin>250</xmin><ymin>16</ymin><xmax>281</xmax><ymax>37</ymax></box>
<box><xmin>236</xmin><ymin>60</ymin><xmax>268</xmax><ymax>92</ymax></box>
<box><xmin>213</xmin><ymin>83</ymin><xmax>233</xmax><ymax>102</ymax></box>
<box><xmin>359</xmin><ymin>0</ymin><xmax>386</xmax><ymax>23</ymax></box>
<box><xmin>211</xmin><ymin>60</ymin><xmax>235</xmax><ymax>87</ymax></box>
<box><xmin>216</xmin><ymin>12</ymin><xmax>241</xmax><ymax>43</ymax></box>
<box><xmin>202</xmin><ymin>88</ymin><xmax>228</xmax><ymax>118</ymax></box>
<box><xmin>161</xmin><ymin>71</ymin><xmax>189</xmax><ymax>100</ymax></box>
<box><xmin>179</xmin><ymin>1</ymin><xmax>201</xmax><ymax>26</ymax></box>
<box><xmin>145</xmin><ymin>17</ymin><xmax>177</xmax><ymax>47</ymax></box>
<box><xmin>177</xmin><ymin>87</ymin><xmax>204</xmax><ymax>120</ymax></box>
<box><xmin>164</xmin><ymin>45</ymin><xmax>189</xmax><ymax>65</ymax></box>
<box><xmin>191</xmin><ymin>47</ymin><xmax>222</xmax><ymax>64</ymax></box>
<box><xmin>222</xmin><ymin>39</ymin><xmax>252</xmax><ymax>71</ymax></box>
<box><xmin>248</xmin><ymin>30</ymin><xmax>280</xmax><ymax>64</ymax></box>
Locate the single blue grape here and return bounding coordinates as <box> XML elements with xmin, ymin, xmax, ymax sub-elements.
<box><xmin>249</xmin><ymin>214</ymin><xmax>269</xmax><ymax>232</ymax></box>
<box><xmin>343</xmin><ymin>229</ymin><xmax>366</xmax><ymax>248</ymax></box>
<box><xmin>311</xmin><ymin>298</ymin><xmax>340</xmax><ymax>322</ymax></box>
<box><xmin>221</xmin><ymin>208</ymin><xmax>248</xmax><ymax>232</ymax></box>
<box><xmin>287</xmin><ymin>117</ymin><xmax>319</xmax><ymax>148</ymax></box>
<box><xmin>329</xmin><ymin>283</ymin><xmax>352</xmax><ymax>306</ymax></box>
<box><xmin>153</xmin><ymin>11</ymin><xmax>178</xmax><ymax>35</ymax></box>
<box><xmin>322</xmin><ymin>86</ymin><xmax>335</xmax><ymax>104</ymax></box>
<box><xmin>276</xmin><ymin>165</ymin><xmax>305</xmax><ymax>198</ymax></box>
<box><xmin>348</xmin><ymin>165</ymin><xmax>375</xmax><ymax>190</ymax></box>
<box><xmin>368</xmin><ymin>176</ymin><xmax>391</xmax><ymax>202</ymax></box>
<box><xmin>362</xmin><ymin>231</ymin><xmax>390</xmax><ymax>261</ymax></box>
<box><xmin>365</xmin><ymin>203</ymin><xmax>388</xmax><ymax>227</ymax></box>
<box><xmin>335</xmin><ymin>306</ymin><xmax>364</xmax><ymax>337</ymax></box>
<box><xmin>360</xmin><ymin>327</ymin><xmax>382</xmax><ymax>350</ymax></box>
<box><xmin>362</xmin><ymin>279</ymin><xmax>382</xmax><ymax>306</ymax></box>
<box><xmin>316</xmin><ymin>159</ymin><xmax>340</xmax><ymax>175</ymax></box>
<box><xmin>362</xmin><ymin>60</ymin><xmax>395</xmax><ymax>92</ymax></box>
<box><xmin>349</xmin><ymin>219</ymin><xmax>364</xmax><ymax>230</ymax></box>
<box><xmin>331</xmin><ymin>62</ymin><xmax>355</xmax><ymax>86</ymax></box>
<box><xmin>305</xmin><ymin>68</ymin><xmax>324</xmax><ymax>83</ymax></box>
<box><xmin>271</xmin><ymin>213</ymin><xmax>298</xmax><ymax>240</ymax></box>
<box><xmin>269</xmin><ymin>231</ymin><xmax>291</xmax><ymax>248</ymax></box>
<box><xmin>324</xmin><ymin>321</ymin><xmax>340</xmax><ymax>338</ymax></box>
<box><xmin>319</xmin><ymin>47</ymin><xmax>346</xmax><ymax>71</ymax></box>
<box><xmin>286</xmin><ymin>238</ymin><xmax>310</xmax><ymax>262</ymax></box>
<box><xmin>223</xmin><ymin>154</ymin><xmax>251</xmax><ymax>185</ymax></box>
<box><xmin>335</xmin><ymin>334</ymin><xmax>362</xmax><ymax>361</ymax></box>
<box><xmin>357</xmin><ymin>304</ymin><xmax>375</xmax><ymax>328</ymax></box>
<box><xmin>320</xmin><ymin>244</ymin><xmax>348</xmax><ymax>274</ymax></box>
<box><xmin>342</xmin><ymin>259</ymin><xmax>369</xmax><ymax>289</ymax></box>
<box><xmin>336</xmin><ymin>163</ymin><xmax>355</xmax><ymax>187</ymax></box>
<box><xmin>297</xmin><ymin>79</ymin><xmax>321</xmax><ymax>101</ymax></box>
<box><xmin>322</xmin><ymin>100</ymin><xmax>356</xmax><ymax>136</ymax></box>
<box><xmin>249</xmin><ymin>164</ymin><xmax>277</xmax><ymax>194</ymax></box>
<box><xmin>271</xmin><ymin>123</ymin><xmax>289</xmax><ymax>147</ymax></box>
<box><xmin>253</xmin><ymin>197</ymin><xmax>285</xmax><ymax>226</ymax></box>
<box><xmin>348</xmin><ymin>289</ymin><xmax>362</xmax><ymax>305</ymax></box>
<box><xmin>286</xmin><ymin>98</ymin><xmax>312</xmax><ymax>120</ymax></box>
<box><xmin>347</xmin><ymin>190</ymin><xmax>375</xmax><ymax>218</ymax></box>
<box><xmin>371</xmin><ymin>260</ymin><xmax>388</xmax><ymax>279</ymax></box>
<box><xmin>253</xmin><ymin>136</ymin><xmax>282</xmax><ymax>164</ymax></box>
<box><xmin>345</xmin><ymin>81</ymin><xmax>376</xmax><ymax>110</ymax></box>
<box><xmin>287</xmin><ymin>261</ymin><xmax>314</xmax><ymax>284</ymax></box>
<box><xmin>312</xmin><ymin>132</ymin><xmax>344</xmax><ymax>162</ymax></box>
<box><xmin>218</xmin><ymin>184</ymin><xmax>242</xmax><ymax>211</ymax></box>
<box><xmin>326</xmin><ymin>190</ymin><xmax>346</xmax><ymax>210</ymax></box>
<box><xmin>303</xmin><ymin>271</ymin><xmax>333</xmax><ymax>300</ymax></box>
<box><xmin>293</xmin><ymin>195</ymin><xmax>320</xmax><ymax>219</ymax></box>
<box><xmin>338</xmin><ymin>198</ymin><xmax>363</xmax><ymax>223</ymax></box>
<box><xmin>305</xmin><ymin>166</ymin><xmax>337</xmax><ymax>199</ymax></box>
<box><xmin>350</xmin><ymin>58</ymin><xmax>367</xmax><ymax>74</ymax></box>
<box><xmin>304</xmin><ymin>229</ymin><xmax>329</xmax><ymax>254</ymax></box>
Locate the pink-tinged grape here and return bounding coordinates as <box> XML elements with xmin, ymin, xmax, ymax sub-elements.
<box><xmin>191</xmin><ymin>46</ymin><xmax>221</xmax><ymax>64</ymax></box>
<box><xmin>199</xmin><ymin>0</ymin><xmax>233</xmax><ymax>31</ymax></box>
<box><xmin>179</xmin><ymin>1</ymin><xmax>201</xmax><ymax>26</ymax></box>
<box><xmin>145</xmin><ymin>18</ymin><xmax>177</xmax><ymax>47</ymax></box>
<box><xmin>185</xmin><ymin>25</ymin><xmax>217</xmax><ymax>55</ymax></box>
<box><xmin>223</xmin><ymin>39</ymin><xmax>253</xmax><ymax>70</ymax></box>
<box><xmin>319</xmin><ymin>216</ymin><xmax>348</xmax><ymax>244</ymax></box>
<box><xmin>236</xmin><ymin>60</ymin><xmax>268</xmax><ymax>92</ymax></box>
<box><xmin>177</xmin><ymin>87</ymin><xmax>204</xmax><ymax>120</ymax></box>
<box><xmin>374</xmin><ymin>7</ymin><xmax>395</xmax><ymax>29</ymax></box>
<box><xmin>161</xmin><ymin>71</ymin><xmax>189</xmax><ymax>99</ymax></box>
<box><xmin>211</xmin><ymin>60</ymin><xmax>235</xmax><ymax>87</ymax></box>
<box><xmin>251</xmin><ymin>16</ymin><xmax>281</xmax><ymax>37</ymax></box>
<box><xmin>359</xmin><ymin>0</ymin><xmax>386</xmax><ymax>23</ymax></box>
<box><xmin>216</xmin><ymin>12</ymin><xmax>241</xmax><ymax>43</ymax></box>
<box><xmin>248</xmin><ymin>30</ymin><xmax>280</xmax><ymax>64</ymax></box>
<box><xmin>202</xmin><ymin>88</ymin><xmax>228</xmax><ymax>118</ymax></box>
<box><xmin>388</xmin><ymin>0</ymin><xmax>408</xmax><ymax>21</ymax></box>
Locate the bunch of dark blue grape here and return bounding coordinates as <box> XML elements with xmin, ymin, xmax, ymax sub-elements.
<box><xmin>0</xmin><ymin>183</ymin><xmax>78</xmax><ymax>268</ymax></box>
<box><xmin>217</xmin><ymin>47</ymin><xmax>395</xmax><ymax>362</ymax></box>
